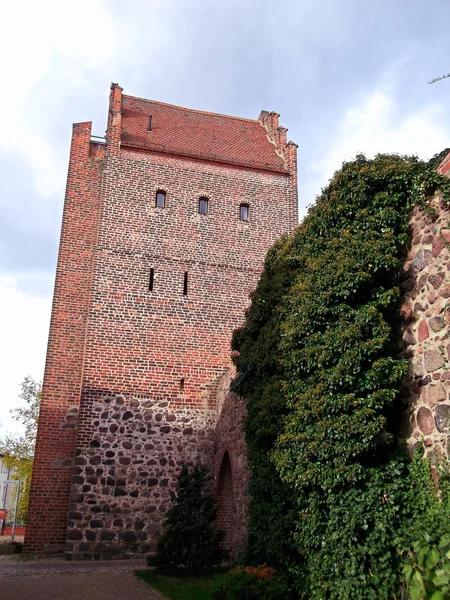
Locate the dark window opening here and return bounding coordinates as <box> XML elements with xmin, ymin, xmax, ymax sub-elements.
<box><xmin>240</xmin><ymin>204</ymin><xmax>249</xmax><ymax>221</ymax></box>
<box><xmin>199</xmin><ymin>197</ymin><xmax>209</xmax><ymax>215</ymax></box>
<box><xmin>148</xmin><ymin>115</ymin><xmax>152</xmax><ymax>131</ymax></box>
<box><xmin>180</xmin><ymin>378</ymin><xmax>185</xmax><ymax>391</ymax></box>
<box><xmin>149</xmin><ymin>268</ymin><xmax>154</xmax><ymax>291</ymax></box>
<box><xmin>156</xmin><ymin>191</ymin><xmax>166</xmax><ymax>208</ymax></box>
<box><xmin>183</xmin><ymin>272</ymin><xmax>188</xmax><ymax>296</ymax></box>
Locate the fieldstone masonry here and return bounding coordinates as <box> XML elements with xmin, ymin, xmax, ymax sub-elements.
<box><xmin>66</xmin><ymin>393</ymin><xmax>216</xmax><ymax>560</ymax></box>
<box><xmin>402</xmin><ymin>190</ymin><xmax>450</xmax><ymax>459</ymax></box>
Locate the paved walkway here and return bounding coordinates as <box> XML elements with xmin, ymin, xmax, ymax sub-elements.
<box><xmin>0</xmin><ymin>555</ymin><xmax>163</xmax><ymax>600</ymax></box>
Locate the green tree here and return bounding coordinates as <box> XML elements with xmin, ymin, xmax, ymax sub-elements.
<box><xmin>148</xmin><ymin>464</ymin><xmax>225</xmax><ymax>575</ymax></box>
<box><xmin>0</xmin><ymin>376</ymin><xmax>41</xmax><ymax>522</ymax></box>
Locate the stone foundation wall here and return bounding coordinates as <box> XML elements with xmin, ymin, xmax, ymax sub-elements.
<box><xmin>66</xmin><ymin>392</ymin><xmax>216</xmax><ymax>560</ymax></box>
<box><xmin>402</xmin><ymin>194</ymin><xmax>450</xmax><ymax>459</ymax></box>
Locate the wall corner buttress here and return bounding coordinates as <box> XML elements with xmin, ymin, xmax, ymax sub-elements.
<box><xmin>106</xmin><ymin>82</ymin><xmax>123</xmax><ymax>154</ymax></box>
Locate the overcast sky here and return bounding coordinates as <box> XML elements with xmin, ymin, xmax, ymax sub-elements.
<box><xmin>1</xmin><ymin>0</ymin><xmax>450</xmax><ymax>435</ymax></box>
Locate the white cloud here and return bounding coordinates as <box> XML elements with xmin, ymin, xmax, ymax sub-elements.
<box><xmin>0</xmin><ymin>275</ymin><xmax>52</xmax><ymax>435</ymax></box>
<box><xmin>300</xmin><ymin>87</ymin><xmax>449</xmax><ymax>218</ymax></box>
<box><xmin>0</xmin><ymin>0</ymin><xmax>115</xmax><ymax>197</ymax></box>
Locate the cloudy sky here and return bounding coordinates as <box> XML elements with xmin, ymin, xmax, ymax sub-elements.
<box><xmin>1</xmin><ymin>0</ymin><xmax>450</xmax><ymax>435</ymax></box>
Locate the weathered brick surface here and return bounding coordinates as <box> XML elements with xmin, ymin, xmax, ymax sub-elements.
<box><xmin>27</xmin><ymin>84</ymin><xmax>298</xmax><ymax>557</ymax></box>
<box><xmin>25</xmin><ymin>123</ymin><xmax>104</xmax><ymax>554</ymax></box>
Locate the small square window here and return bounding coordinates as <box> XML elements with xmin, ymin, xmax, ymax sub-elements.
<box><xmin>240</xmin><ymin>204</ymin><xmax>249</xmax><ymax>221</ymax></box>
<box><xmin>199</xmin><ymin>197</ymin><xmax>208</xmax><ymax>215</ymax></box>
<box><xmin>156</xmin><ymin>191</ymin><xmax>166</xmax><ymax>208</ymax></box>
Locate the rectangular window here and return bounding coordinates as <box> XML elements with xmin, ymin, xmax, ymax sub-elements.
<box><xmin>199</xmin><ymin>198</ymin><xmax>208</xmax><ymax>215</ymax></box>
<box><xmin>240</xmin><ymin>204</ymin><xmax>249</xmax><ymax>221</ymax></box>
<box><xmin>156</xmin><ymin>191</ymin><xmax>166</xmax><ymax>208</ymax></box>
<box><xmin>149</xmin><ymin>268</ymin><xmax>154</xmax><ymax>291</ymax></box>
<box><xmin>183</xmin><ymin>272</ymin><xmax>188</xmax><ymax>296</ymax></box>
<box><xmin>148</xmin><ymin>115</ymin><xmax>152</xmax><ymax>131</ymax></box>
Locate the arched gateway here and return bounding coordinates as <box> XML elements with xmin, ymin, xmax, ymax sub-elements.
<box><xmin>217</xmin><ymin>451</ymin><xmax>234</xmax><ymax>549</ymax></box>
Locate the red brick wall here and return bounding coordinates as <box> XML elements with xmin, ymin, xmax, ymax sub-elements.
<box><xmin>65</xmin><ymin>145</ymin><xmax>296</xmax><ymax>559</ymax></box>
<box><xmin>24</xmin><ymin>125</ymin><xmax>105</xmax><ymax>554</ymax></box>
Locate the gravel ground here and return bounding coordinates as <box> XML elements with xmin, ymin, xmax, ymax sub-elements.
<box><xmin>0</xmin><ymin>556</ymin><xmax>163</xmax><ymax>600</ymax></box>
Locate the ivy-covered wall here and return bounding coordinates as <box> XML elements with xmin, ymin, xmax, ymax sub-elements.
<box><xmin>229</xmin><ymin>152</ymin><xmax>450</xmax><ymax>599</ymax></box>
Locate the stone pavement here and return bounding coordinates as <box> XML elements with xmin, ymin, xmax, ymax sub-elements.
<box><xmin>0</xmin><ymin>555</ymin><xmax>164</xmax><ymax>600</ymax></box>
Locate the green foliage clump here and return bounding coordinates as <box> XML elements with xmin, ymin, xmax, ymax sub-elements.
<box><xmin>212</xmin><ymin>565</ymin><xmax>290</xmax><ymax>600</ymax></box>
<box><xmin>402</xmin><ymin>461</ymin><xmax>450</xmax><ymax>600</ymax></box>
<box><xmin>148</xmin><ymin>464</ymin><xmax>224</xmax><ymax>576</ymax></box>
<box><xmin>232</xmin><ymin>153</ymin><xmax>450</xmax><ymax>599</ymax></box>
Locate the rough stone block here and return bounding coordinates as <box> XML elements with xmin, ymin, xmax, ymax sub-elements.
<box><xmin>417</xmin><ymin>406</ymin><xmax>435</xmax><ymax>434</ymax></box>
<box><xmin>427</xmin><ymin>384</ymin><xmax>446</xmax><ymax>406</ymax></box>
<box><xmin>429</xmin><ymin>316</ymin><xmax>444</xmax><ymax>332</ymax></box>
<box><xmin>418</xmin><ymin>320</ymin><xmax>429</xmax><ymax>341</ymax></box>
<box><xmin>435</xmin><ymin>404</ymin><xmax>450</xmax><ymax>432</ymax></box>
<box><xmin>424</xmin><ymin>349</ymin><xmax>445</xmax><ymax>373</ymax></box>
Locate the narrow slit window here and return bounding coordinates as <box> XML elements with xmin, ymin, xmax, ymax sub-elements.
<box><xmin>148</xmin><ymin>115</ymin><xmax>152</xmax><ymax>131</ymax></box>
<box><xmin>180</xmin><ymin>378</ymin><xmax>185</xmax><ymax>391</ymax></box>
<box><xmin>155</xmin><ymin>190</ymin><xmax>166</xmax><ymax>208</ymax></box>
<box><xmin>240</xmin><ymin>203</ymin><xmax>249</xmax><ymax>221</ymax></box>
<box><xmin>199</xmin><ymin>197</ymin><xmax>209</xmax><ymax>215</ymax></box>
<box><xmin>183</xmin><ymin>272</ymin><xmax>188</xmax><ymax>296</ymax></box>
<box><xmin>149</xmin><ymin>268</ymin><xmax>154</xmax><ymax>291</ymax></box>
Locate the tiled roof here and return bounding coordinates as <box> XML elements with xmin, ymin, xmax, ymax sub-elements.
<box><xmin>120</xmin><ymin>95</ymin><xmax>288</xmax><ymax>173</ymax></box>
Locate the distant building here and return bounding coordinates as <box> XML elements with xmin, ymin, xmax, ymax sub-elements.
<box><xmin>0</xmin><ymin>454</ymin><xmax>15</xmax><ymax>519</ymax></box>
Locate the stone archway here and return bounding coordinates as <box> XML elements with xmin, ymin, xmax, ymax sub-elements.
<box><xmin>216</xmin><ymin>451</ymin><xmax>233</xmax><ymax>549</ymax></box>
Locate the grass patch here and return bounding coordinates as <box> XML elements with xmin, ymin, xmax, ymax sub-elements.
<box><xmin>136</xmin><ymin>570</ymin><xmax>224</xmax><ymax>600</ymax></box>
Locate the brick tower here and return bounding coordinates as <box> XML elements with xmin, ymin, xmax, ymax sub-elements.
<box><xmin>25</xmin><ymin>84</ymin><xmax>298</xmax><ymax>558</ymax></box>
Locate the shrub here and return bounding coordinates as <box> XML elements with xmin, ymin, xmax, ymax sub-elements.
<box><xmin>148</xmin><ymin>464</ymin><xmax>224</xmax><ymax>575</ymax></box>
<box><xmin>212</xmin><ymin>564</ymin><xmax>290</xmax><ymax>600</ymax></box>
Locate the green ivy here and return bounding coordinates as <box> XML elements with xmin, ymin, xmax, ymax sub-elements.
<box><xmin>402</xmin><ymin>460</ymin><xmax>450</xmax><ymax>600</ymax></box>
<box><xmin>232</xmin><ymin>153</ymin><xmax>450</xmax><ymax>599</ymax></box>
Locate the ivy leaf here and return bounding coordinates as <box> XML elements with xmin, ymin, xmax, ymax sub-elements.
<box><xmin>432</xmin><ymin>574</ymin><xmax>450</xmax><ymax>588</ymax></box>
<box><xmin>418</xmin><ymin>547</ymin><xmax>428</xmax><ymax>568</ymax></box>
<box><xmin>409</xmin><ymin>581</ymin><xmax>425</xmax><ymax>600</ymax></box>
<box><xmin>411</xmin><ymin>570</ymin><xmax>426</xmax><ymax>597</ymax></box>
<box><xmin>403</xmin><ymin>563</ymin><xmax>413</xmax><ymax>584</ymax></box>
<box><xmin>425</xmin><ymin>547</ymin><xmax>442</xmax><ymax>570</ymax></box>
<box><xmin>430</xmin><ymin>591</ymin><xmax>444</xmax><ymax>600</ymax></box>
<box><xmin>439</xmin><ymin>534</ymin><xmax>450</xmax><ymax>549</ymax></box>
